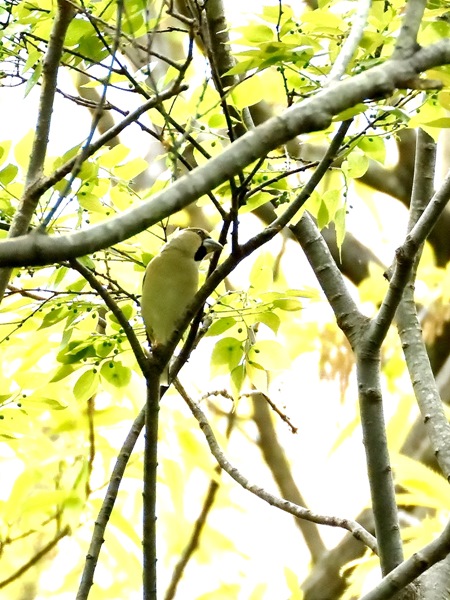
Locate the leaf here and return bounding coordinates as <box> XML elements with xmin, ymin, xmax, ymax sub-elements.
<box><xmin>206</xmin><ymin>317</ymin><xmax>237</xmax><ymax>336</ymax></box>
<box><xmin>24</xmin><ymin>61</ymin><xmax>42</xmax><ymax>97</ymax></box>
<box><xmin>285</xmin><ymin>566</ymin><xmax>304</xmax><ymax>599</ymax></box>
<box><xmin>249</xmin><ymin>253</ymin><xmax>273</xmax><ymax>291</ymax></box>
<box><xmin>100</xmin><ymin>360</ymin><xmax>132</xmax><ymax>388</ymax></box>
<box><xmin>258</xmin><ymin>311</ymin><xmax>280</xmax><ymax>333</ymax></box>
<box><xmin>231</xmin><ymin>76</ymin><xmax>265</xmax><ymax>109</ymax></box>
<box><xmin>317</xmin><ymin>199</ymin><xmax>329</xmax><ymax>230</ymax></box>
<box><xmin>393</xmin><ymin>453</ymin><xmax>450</xmax><ymax>511</ymax></box>
<box><xmin>14</xmin><ymin>130</ymin><xmax>35</xmax><ymax>168</ymax></box>
<box><xmin>43</xmin><ymin>367</ymin><xmax>74</xmax><ymax>393</ymax></box>
<box><xmin>333</xmin><ymin>103</ymin><xmax>367</xmax><ymax>121</ymax></box>
<box><xmin>342</xmin><ymin>151</ymin><xmax>369</xmax><ymax>179</ymax></box>
<box><xmin>334</xmin><ymin>206</ymin><xmax>347</xmax><ymax>250</ymax></box>
<box><xmin>57</xmin><ymin>339</ymin><xmax>97</xmax><ymax>364</ymax></box>
<box><xmin>78</xmin><ymin>193</ymin><xmax>106</xmax><ymax>213</ymax></box>
<box><xmin>231</xmin><ymin>364</ymin><xmax>245</xmax><ymax>398</ymax></box>
<box><xmin>0</xmin><ymin>140</ymin><xmax>11</xmax><ymax>167</ymax></box>
<box><xmin>211</xmin><ymin>337</ymin><xmax>244</xmax><ymax>377</ymax></box>
<box><xmin>73</xmin><ymin>369</ymin><xmax>99</xmax><ymax>402</ymax></box>
<box><xmin>357</xmin><ymin>136</ymin><xmax>386</xmax><ymax>164</ymax></box>
<box><xmin>238</xmin><ymin>24</ymin><xmax>274</xmax><ymax>44</ymax></box>
<box><xmin>39</xmin><ymin>305</ymin><xmax>70</xmax><ymax>329</ymax></box>
<box><xmin>239</xmin><ymin>191</ymin><xmax>272</xmax><ymax>214</ymax></box>
<box><xmin>272</xmin><ymin>298</ymin><xmax>303</xmax><ymax>311</ymax></box>
<box><xmin>109</xmin><ymin>303</ymin><xmax>134</xmax><ymax>325</ymax></box>
<box><xmin>98</xmin><ymin>144</ymin><xmax>130</xmax><ymax>168</ymax></box>
<box><xmin>0</xmin><ymin>164</ymin><xmax>18</xmax><ymax>185</ymax></box>
<box><xmin>113</xmin><ymin>157</ymin><xmax>148</xmax><ymax>180</ymax></box>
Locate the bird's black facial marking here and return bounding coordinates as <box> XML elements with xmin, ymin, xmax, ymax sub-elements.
<box><xmin>194</xmin><ymin>245</ymin><xmax>208</xmax><ymax>261</ymax></box>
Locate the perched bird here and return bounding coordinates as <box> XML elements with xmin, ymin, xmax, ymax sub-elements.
<box><xmin>141</xmin><ymin>228</ymin><xmax>223</xmax><ymax>381</ymax></box>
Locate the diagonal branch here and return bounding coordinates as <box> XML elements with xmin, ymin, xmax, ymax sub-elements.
<box><xmin>175</xmin><ymin>378</ymin><xmax>378</xmax><ymax>553</ymax></box>
<box><xmin>395</xmin><ymin>130</ymin><xmax>450</xmax><ymax>479</ymax></box>
<box><xmin>1</xmin><ymin>40</ymin><xmax>450</xmax><ymax>267</ymax></box>
<box><xmin>0</xmin><ymin>0</ymin><xmax>76</xmax><ymax>301</ymax></box>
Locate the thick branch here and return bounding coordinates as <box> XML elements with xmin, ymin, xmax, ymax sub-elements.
<box><xmin>2</xmin><ymin>41</ymin><xmax>450</xmax><ymax>266</ymax></box>
<box><xmin>359</xmin><ymin>519</ymin><xmax>450</xmax><ymax>600</ymax></box>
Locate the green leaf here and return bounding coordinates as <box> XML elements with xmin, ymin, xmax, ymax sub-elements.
<box><xmin>357</xmin><ymin>136</ymin><xmax>386</xmax><ymax>164</ymax></box>
<box><xmin>231</xmin><ymin>364</ymin><xmax>245</xmax><ymax>398</ymax></box>
<box><xmin>211</xmin><ymin>337</ymin><xmax>244</xmax><ymax>376</ymax></box>
<box><xmin>39</xmin><ymin>305</ymin><xmax>70</xmax><ymax>329</ymax></box>
<box><xmin>420</xmin><ymin>118</ymin><xmax>450</xmax><ymax>128</ymax></box>
<box><xmin>50</xmin><ymin>364</ymin><xmax>76</xmax><ymax>383</ymax></box>
<box><xmin>333</xmin><ymin>103</ymin><xmax>367</xmax><ymax>121</ymax></box>
<box><xmin>100</xmin><ymin>360</ymin><xmax>132</xmax><ymax>388</ymax></box>
<box><xmin>342</xmin><ymin>151</ymin><xmax>369</xmax><ymax>179</ymax></box>
<box><xmin>14</xmin><ymin>130</ymin><xmax>34</xmax><ymax>168</ymax></box>
<box><xmin>113</xmin><ymin>158</ymin><xmax>148</xmax><ymax>180</ymax></box>
<box><xmin>24</xmin><ymin>62</ymin><xmax>42</xmax><ymax>97</ymax></box>
<box><xmin>321</xmin><ymin>189</ymin><xmax>342</xmax><ymax>222</ymax></box>
<box><xmin>272</xmin><ymin>298</ymin><xmax>303</xmax><ymax>311</ymax></box>
<box><xmin>240</xmin><ymin>24</ymin><xmax>274</xmax><ymax>43</ymax></box>
<box><xmin>108</xmin><ymin>303</ymin><xmax>134</xmax><ymax>327</ymax></box>
<box><xmin>98</xmin><ymin>144</ymin><xmax>130</xmax><ymax>168</ymax></box>
<box><xmin>78</xmin><ymin>193</ymin><xmax>106</xmax><ymax>213</ymax></box>
<box><xmin>239</xmin><ymin>191</ymin><xmax>272</xmax><ymax>214</ymax></box>
<box><xmin>57</xmin><ymin>340</ymin><xmax>96</xmax><ymax>364</ymax></box>
<box><xmin>249</xmin><ymin>253</ymin><xmax>273</xmax><ymax>292</ymax></box>
<box><xmin>206</xmin><ymin>317</ymin><xmax>237</xmax><ymax>336</ymax></box>
<box><xmin>317</xmin><ymin>200</ymin><xmax>329</xmax><ymax>230</ymax></box>
<box><xmin>0</xmin><ymin>164</ymin><xmax>18</xmax><ymax>185</ymax></box>
<box><xmin>285</xmin><ymin>567</ymin><xmax>304</xmax><ymax>599</ymax></box>
<box><xmin>0</xmin><ymin>141</ymin><xmax>11</xmax><ymax>167</ymax></box>
<box><xmin>73</xmin><ymin>369</ymin><xmax>99</xmax><ymax>402</ymax></box>
<box><xmin>258</xmin><ymin>311</ymin><xmax>280</xmax><ymax>333</ymax></box>
<box><xmin>94</xmin><ymin>338</ymin><xmax>116</xmax><ymax>358</ymax></box>
<box><xmin>335</xmin><ymin>206</ymin><xmax>347</xmax><ymax>250</ymax></box>
<box><xmin>231</xmin><ymin>76</ymin><xmax>265</xmax><ymax>109</ymax></box>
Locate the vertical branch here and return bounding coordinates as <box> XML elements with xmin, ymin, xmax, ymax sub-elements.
<box><xmin>0</xmin><ymin>0</ymin><xmax>75</xmax><ymax>301</ymax></box>
<box><xmin>290</xmin><ymin>209</ymin><xmax>404</xmax><ymax>576</ymax></box>
<box><xmin>392</xmin><ymin>0</ymin><xmax>426</xmax><ymax>60</ymax></box>
<box><xmin>25</xmin><ymin>0</ymin><xmax>76</xmax><ymax>189</ymax></box>
<box><xmin>69</xmin><ymin>257</ymin><xmax>151</xmax><ymax>600</ymax></box>
<box><xmin>396</xmin><ymin>130</ymin><xmax>450</xmax><ymax>479</ymax></box>
<box><xmin>326</xmin><ymin>0</ymin><xmax>371</xmax><ymax>84</ymax></box>
<box><xmin>143</xmin><ymin>367</ymin><xmax>161</xmax><ymax>600</ymax></box>
<box><xmin>355</xmin><ymin>349</ymin><xmax>404</xmax><ymax>576</ymax></box>
<box><xmin>41</xmin><ymin>0</ymin><xmax>125</xmax><ymax>229</ymax></box>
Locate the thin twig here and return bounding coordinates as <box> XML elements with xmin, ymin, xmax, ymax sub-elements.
<box><xmin>0</xmin><ymin>526</ymin><xmax>70</xmax><ymax>589</ymax></box>
<box><xmin>175</xmin><ymin>378</ymin><xmax>378</xmax><ymax>553</ymax></box>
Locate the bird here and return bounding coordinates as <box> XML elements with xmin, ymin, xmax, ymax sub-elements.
<box><xmin>141</xmin><ymin>228</ymin><xmax>223</xmax><ymax>382</ymax></box>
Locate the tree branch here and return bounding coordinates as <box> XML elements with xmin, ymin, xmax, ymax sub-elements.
<box><xmin>1</xmin><ymin>41</ymin><xmax>450</xmax><ymax>266</ymax></box>
<box><xmin>175</xmin><ymin>378</ymin><xmax>378</xmax><ymax>552</ymax></box>
<box><xmin>0</xmin><ymin>0</ymin><xmax>76</xmax><ymax>300</ymax></box>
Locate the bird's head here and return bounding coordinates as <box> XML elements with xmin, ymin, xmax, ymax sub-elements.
<box><xmin>162</xmin><ymin>228</ymin><xmax>223</xmax><ymax>262</ymax></box>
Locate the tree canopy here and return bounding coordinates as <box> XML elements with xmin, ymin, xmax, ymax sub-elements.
<box><xmin>1</xmin><ymin>1</ymin><xmax>450</xmax><ymax>599</ymax></box>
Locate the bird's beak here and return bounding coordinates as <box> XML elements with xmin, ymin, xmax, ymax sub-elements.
<box><xmin>203</xmin><ymin>239</ymin><xmax>223</xmax><ymax>254</ymax></box>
